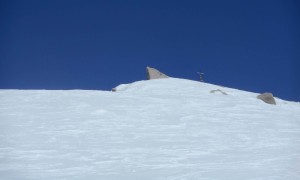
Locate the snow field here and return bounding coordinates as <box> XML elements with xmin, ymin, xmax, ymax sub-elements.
<box><xmin>0</xmin><ymin>78</ymin><xmax>300</xmax><ymax>179</ymax></box>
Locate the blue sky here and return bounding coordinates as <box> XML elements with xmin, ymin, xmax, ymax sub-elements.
<box><xmin>0</xmin><ymin>0</ymin><xmax>299</xmax><ymax>101</ymax></box>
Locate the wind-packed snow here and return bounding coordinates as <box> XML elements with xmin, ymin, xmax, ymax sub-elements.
<box><xmin>0</xmin><ymin>78</ymin><xmax>300</xmax><ymax>179</ymax></box>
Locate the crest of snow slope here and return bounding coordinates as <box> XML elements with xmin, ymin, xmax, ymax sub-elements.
<box><xmin>0</xmin><ymin>78</ymin><xmax>300</xmax><ymax>180</ymax></box>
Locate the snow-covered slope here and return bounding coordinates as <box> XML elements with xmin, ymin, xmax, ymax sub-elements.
<box><xmin>0</xmin><ymin>78</ymin><xmax>300</xmax><ymax>180</ymax></box>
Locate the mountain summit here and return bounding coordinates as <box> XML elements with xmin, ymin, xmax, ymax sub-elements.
<box><xmin>0</xmin><ymin>78</ymin><xmax>299</xmax><ymax>179</ymax></box>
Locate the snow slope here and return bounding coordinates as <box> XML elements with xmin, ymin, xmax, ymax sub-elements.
<box><xmin>0</xmin><ymin>78</ymin><xmax>300</xmax><ymax>180</ymax></box>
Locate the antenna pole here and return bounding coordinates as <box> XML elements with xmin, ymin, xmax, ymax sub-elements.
<box><xmin>197</xmin><ymin>71</ymin><xmax>204</xmax><ymax>82</ymax></box>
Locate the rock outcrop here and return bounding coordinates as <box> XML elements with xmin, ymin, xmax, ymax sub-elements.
<box><xmin>146</xmin><ymin>67</ymin><xmax>169</xmax><ymax>80</ymax></box>
<box><xmin>257</xmin><ymin>93</ymin><xmax>276</xmax><ymax>105</ymax></box>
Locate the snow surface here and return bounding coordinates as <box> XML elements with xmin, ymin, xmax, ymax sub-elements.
<box><xmin>0</xmin><ymin>78</ymin><xmax>300</xmax><ymax>180</ymax></box>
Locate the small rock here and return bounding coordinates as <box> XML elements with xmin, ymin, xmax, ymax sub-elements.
<box><xmin>210</xmin><ymin>89</ymin><xmax>228</xmax><ymax>95</ymax></box>
<box><xmin>257</xmin><ymin>93</ymin><xmax>276</xmax><ymax>105</ymax></box>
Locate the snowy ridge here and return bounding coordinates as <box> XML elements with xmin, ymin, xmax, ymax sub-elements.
<box><xmin>0</xmin><ymin>78</ymin><xmax>300</xmax><ymax>179</ymax></box>
<box><xmin>115</xmin><ymin>78</ymin><xmax>289</xmax><ymax>105</ymax></box>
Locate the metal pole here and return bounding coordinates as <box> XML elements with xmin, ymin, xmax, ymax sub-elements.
<box><xmin>197</xmin><ymin>72</ymin><xmax>204</xmax><ymax>82</ymax></box>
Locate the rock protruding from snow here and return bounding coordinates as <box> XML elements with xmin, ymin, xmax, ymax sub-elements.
<box><xmin>146</xmin><ymin>66</ymin><xmax>169</xmax><ymax>80</ymax></box>
<box><xmin>210</xmin><ymin>89</ymin><xmax>228</xmax><ymax>95</ymax></box>
<box><xmin>257</xmin><ymin>92</ymin><xmax>276</xmax><ymax>105</ymax></box>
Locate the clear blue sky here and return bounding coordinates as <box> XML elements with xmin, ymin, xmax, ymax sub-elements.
<box><xmin>1</xmin><ymin>0</ymin><xmax>299</xmax><ymax>101</ymax></box>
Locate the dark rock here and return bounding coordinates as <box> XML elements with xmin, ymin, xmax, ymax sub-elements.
<box><xmin>146</xmin><ymin>66</ymin><xmax>169</xmax><ymax>80</ymax></box>
<box><xmin>210</xmin><ymin>89</ymin><xmax>228</xmax><ymax>95</ymax></box>
<box><xmin>257</xmin><ymin>93</ymin><xmax>276</xmax><ymax>105</ymax></box>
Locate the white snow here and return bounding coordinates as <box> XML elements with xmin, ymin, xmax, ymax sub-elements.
<box><xmin>0</xmin><ymin>78</ymin><xmax>300</xmax><ymax>179</ymax></box>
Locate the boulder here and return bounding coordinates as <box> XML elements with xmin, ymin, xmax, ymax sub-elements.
<box><xmin>146</xmin><ymin>66</ymin><xmax>169</xmax><ymax>80</ymax></box>
<box><xmin>257</xmin><ymin>93</ymin><xmax>276</xmax><ymax>105</ymax></box>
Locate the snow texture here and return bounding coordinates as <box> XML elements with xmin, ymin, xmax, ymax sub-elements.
<box><xmin>0</xmin><ymin>78</ymin><xmax>300</xmax><ymax>179</ymax></box>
